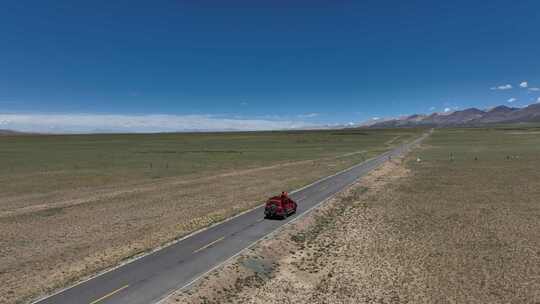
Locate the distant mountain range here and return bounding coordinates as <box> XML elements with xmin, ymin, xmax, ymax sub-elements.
<box><xmin>0</xmin><ymin>129</ymin><xmax>26</xmax><ymax>135</ymax></box>
<box><xmin>366</xmin><ymin>103</ymin><xmax>540</xmax><ymax>128</ymax></box>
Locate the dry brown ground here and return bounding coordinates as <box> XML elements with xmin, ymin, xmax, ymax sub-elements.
<box><xmin>0</xmin><ymin>152</ymin><xmax>370</xmax><ymax>304</ymax></box>
<box><xmin>168</xmin><ymin>151</ymin><xmax>540</xmax><ymax>303</ymax></box>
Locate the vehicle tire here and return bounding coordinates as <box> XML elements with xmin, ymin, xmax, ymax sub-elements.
<box><xmin>267</xmin><ymin>205</ymin><xmax>277</xmax><ymax>219</ymax></box>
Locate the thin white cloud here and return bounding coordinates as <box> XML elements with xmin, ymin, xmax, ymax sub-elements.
<box><xmin>529</xmin><ymin>87</ymin><xmax>540</xmax><ymax>91</ymax></box>
<box><xmin>537</xmin><ymin>97</ymin><xmax>540</xmax><ymax>103</ymax></box>
<box><xmin>441</xmin><ymin>105</ymin><xmax>459</xmax><ymax>113</ymax></box>
<box><xmin>490</xmin><ymin>84</ymin><xmax>512</xmax><ymax>90</ymax></box>
<box><xmin>297</xmin><ymin>113</ymin><xmax>319</xmax><ymax>118</ymax></box>
<box><xmin>429</xmin><ymin>106</ymin><xmax>436</xmax><ymax>111</ymax></box>
<box><xmin>519</xmin><ymin>81</ymin><xmax>528</xmax><ymax>88</ymax></box>
<box><xmin>507</xmin><ymin>97</ymin><xmax>517</xmax><ymax>103</ymax></box>
<box><xmin>0</xmin><ymin>113</ymin><xmax>319</xmax><ymax>133</ymax></box>
<box><xmin>359</xmin><ymin>116</ymin><xmax>394</xmax><ymax>127</ymax></box>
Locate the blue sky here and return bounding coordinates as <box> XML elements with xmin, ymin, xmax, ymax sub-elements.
<box><xmin>1</xmin><ymin>0</ymin><xmax>540</xmax><ymax>132</ymax></box>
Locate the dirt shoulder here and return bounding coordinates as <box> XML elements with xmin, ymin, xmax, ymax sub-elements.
<box><xmin>167</xmin><ymin>147</ymin><xmax>540</xmax><ymax>303</ymax></box>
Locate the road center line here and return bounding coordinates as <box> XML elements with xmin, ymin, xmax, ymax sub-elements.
<box><xmin>193</xmin><ymin>236</ymin><xmax>225</xmax><ymax>254</ymax></box>
<box><xmin>296</xmin><ymin>195</ymin><xmax>306</xmax><ymax>202</ymax></box>
<box><xmin>88</xmin><ymin>284</ymin><xmax>129</xmax><ymax>304</ymax></box>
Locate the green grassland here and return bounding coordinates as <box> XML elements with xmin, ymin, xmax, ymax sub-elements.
<box><xmin>4</xmin><ymin>125</ymin><xmax>539</xmax><ymax>304</ymax></box>
<box><xmin>0</xmin><ymin>128</ymin><xmax>422</xmax><ymax>196</ymax></box>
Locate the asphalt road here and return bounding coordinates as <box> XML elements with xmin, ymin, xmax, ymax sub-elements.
<box><xmin>33</xmin><ymin>132</ymin><xmax>430</xmax><ymax>304</ymax></box>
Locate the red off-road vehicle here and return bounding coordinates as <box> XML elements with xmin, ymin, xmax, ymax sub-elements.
<box><xmin>264</xmin><ymin>192</ymin><xmax>297</xmax><ymax>219</ymax></box>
